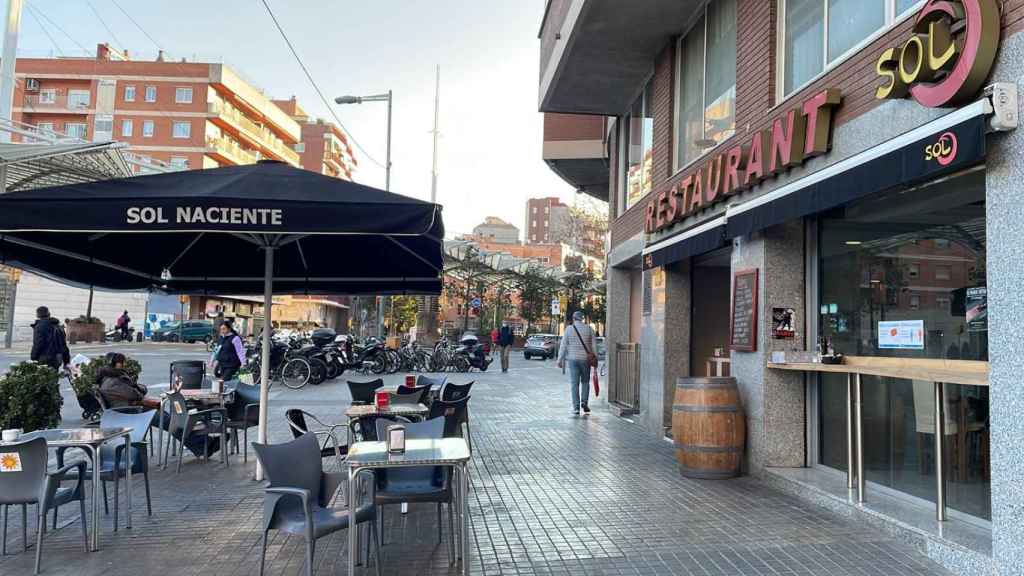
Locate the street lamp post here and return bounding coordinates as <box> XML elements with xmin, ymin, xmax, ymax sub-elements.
<box><xmin>335</xmin><ymin>91</ymin><xmax>393</xmax><ymax>339</ymax></box>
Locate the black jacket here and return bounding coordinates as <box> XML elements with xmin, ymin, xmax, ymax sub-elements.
<box><xmin>31</xmin><ymin>317</ymin><xmax>69</xmax><ymax>367</ymax></box>
<box><xmin>498</xmin><ymin>326</ymin><xmax>514</xmax><ymax>346</ymax></box>
<box><xmin>97</xmin><ymin>367</ymin><xmax>147</xmax><ymax>408</ymax></box>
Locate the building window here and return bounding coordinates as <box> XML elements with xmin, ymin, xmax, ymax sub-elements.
<box><xmin>170</xmin><ymin>156</ymin><xmax>189</xmax><ymax>170</ymax></box>
<box><xmin>544</xmin><ymin>206</ymin><xmax>549</xmax><ymax>214</ymax></box>
<box><xmin>36</xmin><ymin>121</ymin><xmax>54</xmax><ymax>132</ymax></box>
<box><xmin>675</xmin><ymin>0</ymin><xmax>737</xmax><ymax>170</ymax></box>
<box><xmin>781</xmin><ymin>0</ymin><xmax>922</xmax><ymax>96</ymax></box>
<box><xmin>172</xmin><ymin>121</ymin><xmax>191</xmax><ymax>139</ymax></box>
<box><xmin>38</xmin><ymin>89</ymin><xmax>56</xmax><ymax>104</ymax></box>
<box><xmin>622</xmin><ymin>80</ymin><xmax>653</xmax><ymax>213</ymax></box>
<box><xmin>144</xmin><ymin>86</ymin><xmax>157</xmax><ymax>102</ymax></box>
<box><xmin>544</xmin><ymin>220</ymin><xmax>549</xmax><ymax>227</ymax></box>
<box><xmin>94</xmin><ymin>116</ymin><xmax>113</xmax><ymax>135</ymax></box>
<box><xmin>531</xmin><ymin>234</ymin><xmax>536</xmax><ymax>241</ymax></box>
<box><xmin>531</xmin><ymin>220</ymin><xmax>536</xmax><ymax>228</ymax></box>
<box><xmin>935</xmin><ymin>265</ymin><xmax>952</xmax><ymax>281</ymax></box>
<box><xmin>142</xmin><ymin>120</ymin><xmax>154</xmax><ymax>138</ymax></box>
<box><xmin>934</xmin><ymin>238</ymin><xmax>950</xmax><ymax>249</ymax></box>
<box><xmin>909</xmin><ymin>294</ymin><xmax>921</xmax><ymax>310</ymax></box>
<box><xmin>121</xmin><ymin>119</ymin><xmax>133</xmax><ymax>137</ymax></box>
<box><xmin>936</xmin><ymin>296</ymin><xmax>950</xmax><ymax>311</ymax></box>
<box><xmin>295</xmin><ymin>142</ymin><xmax>305</xmax><ymax>153</ymax></box>
<box><xmin>65</xmin><ymin>122</ymin><xmax>87</xmax><ymax>139</ymax></box>
<box><xmin>175</xmin><ymin>87</ymin><xmax>193</xmax><ymax>104</ymax></box>
<box><xmin>68</xmin><ymin>90</ymin><xmax>90</xmax><ymax>109</ymax></box>
<box><xmin>532</xmin><ymin>207</ymin><xmax>537</xmax><ymax>214</ymax></box>
<box><xmin>124</xmin><ymin>85</ymin><xmax>136</xmax><ymax>102</ymax></box>
<box><xmin>907</xmin><ymin>263</ymin><xmax>920</xmax><ymax>279</ymax></box>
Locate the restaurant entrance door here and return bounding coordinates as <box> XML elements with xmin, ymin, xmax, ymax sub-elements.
<box><xmin>690</xmin><ymin>248</ymin><xmax>732</xmax><ymax>378</ymax></box>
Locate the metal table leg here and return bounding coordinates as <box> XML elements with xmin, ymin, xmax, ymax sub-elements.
<box><xmin>460</xmin><ymin>462</ymin><xmax>469</xmax><ymax>576</ymax></box>
<box><xmin>855</xmin><ymin>374</ymin><xmax>865</xmax><ymax>504</ymax></box>
<box><xmin>846</xmin><ymin>373</ymin><xmax>855</xmax><ymax>490</ymax></box>
<box><xmin>88</xmin><ymin>445</ymin><xmax>100</xmax><ymax>551</ymax></box>
<box><xmin>347</xmin><ymin>467</ymin><xmax>359</xmax><ymax>576</ymax></box>
<box><xmin>157</xmin><ymin>397</ymin><xmax>166</xmax><ymax>469</ymax></box>
<box><xmin>935</xmin><ymin>382</ymin><xmax>947</xmax><ymax>521</ymax></box>
<box><xmin>124</xmin><ymin>435</ymin><xmax>132</xmax><ymax>529</ymax></box>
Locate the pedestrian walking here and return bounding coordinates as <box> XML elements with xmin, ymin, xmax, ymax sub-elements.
<box><xmin>116</xmin><ymin>309</ymin><xmax>131</xmax><ymax>341</ymax></box>
<box><xmin>557</xmin><ymin>310</ymin><xmax>597</xmax><ymax>415</ymax></box>
<box><xmin>30</xmin><ymin>306</ymin><xmax>71</xmax><ymax>371</ymax></box>
<box><xmin>498</xmin><ymin>321</ymin><xmax>514</xmax><ymax>373</ymax></box>
<box><xmin>211</xmin><ymin>319</ymin><xmax>246</xmax><ymax>381</ymax></box>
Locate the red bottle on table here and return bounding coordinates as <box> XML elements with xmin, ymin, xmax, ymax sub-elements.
<box><xmin>375</xmin><ymin>391</ymin><xmax>390</xmax><ymax>409</ymax></box>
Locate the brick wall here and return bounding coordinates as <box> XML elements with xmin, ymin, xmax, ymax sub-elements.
<box><xmin>608</xmin><ymin>0</ymin><xmax>1024</xmax><ymax>251</ymax></box>
<box><xmin>543</xmin><ymin>113</ymin><xmax>606</xmax><ymax>141</ymax></box>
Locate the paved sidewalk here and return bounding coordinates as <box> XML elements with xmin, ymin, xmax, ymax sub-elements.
<box><xmin>0</xmin><ymin>356</ymin><xmax>950</xmax><ymax>575</ymax></box>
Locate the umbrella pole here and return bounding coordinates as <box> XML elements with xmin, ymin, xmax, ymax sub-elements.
<box><xmin>255</xmin><ymin>245</ymin><xmax>274</xmax><ymax>481</ymax></box>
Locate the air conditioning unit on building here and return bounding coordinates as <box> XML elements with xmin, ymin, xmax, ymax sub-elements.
<box><xmin>25</xmin><ymin>78</ymin><xmax>39</xmax><ymax>91</ymax></box>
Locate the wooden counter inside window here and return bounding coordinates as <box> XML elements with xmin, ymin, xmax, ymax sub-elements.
<box><xmin>767</xmin><ymin>356</ymin><xmax>989</xmax><ymax>386</ymax></box>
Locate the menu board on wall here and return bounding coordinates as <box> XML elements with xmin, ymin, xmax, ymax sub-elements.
<box><xmin>730</xmin><ymin>269</ymin><xmax>759</xmax><ymax>352</ymax></box>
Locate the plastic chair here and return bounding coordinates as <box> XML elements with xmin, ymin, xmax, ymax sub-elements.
<box><xmin>372</xmin><ymin>417</ymin><xmax>454</xmax><ymax>558</ymax></box>
<box><xmin>0</xmin><ymin>437</ymin><xmax>88</xmax><ymax>574</ymax></box>
<box><xmin>225</xmin><ymin>381</ymin><xmax>260</xmax><ymax>462</ymax></box>
<box><xmin>164</xmin><ymin>390</ymin><xmax>227</xmax><ymax>473</ymax></box>
<box><xmin>346</xmin><ymin>379</ymin><xmax>383</xmax><ymax>405</ymax></box>
<box><xmin>252</xmin><ymin>433</ymin><xmax>381</xmax><ymax>576</ymax></box>
<box><xmin>415</xmin><ymin>374</ymin><xmax>446</xmax><ymax>390</ymax></box>
<box><xmin>393</xmin><ymin>383</ymin><xmax>431</xmax><ymax>406</ymax></box>
<box><xmin>169</xmin><ymin>360</ymin><xmax>206</xmax><ymax>390</ymax></box>
<box><xmin>439</xmin><ymin>380</ymin><xmax>473</xmax><ymax>403</ymax></box>
<box><xmin>428</xmin><ymin>396</ymin><xmax>472</xmax><ymax>449</ymax></box>
<box><xmin>285</xmin><ymin>409</ymin><xmax>348</xmax><ymax>469</ymax></box>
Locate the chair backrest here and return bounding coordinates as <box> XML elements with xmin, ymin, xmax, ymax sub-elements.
<box><xmin>374</xmin><ymin>414</ymin><xmax>444</xmax><ymax>441</ymax></box>
<box><xmin>170</xmin><ymin>360</ymin><xmax>205</xmax><ymax>390</ymax></box>
<box><xmin>164</xmin><ymin>390</ymin><xmax>190</xmax><ymax>436</ymax></box>
<box><xmin>416</xmin><ymin>374</ymin><xmax>446</xmax><ymax>389</ymax></box>
<box><xmin>347</xmin><ymin>379</ymin><xmax>383</xmax><ymax>404</ymax></box>
<box><xmin>284</xmin><ymin>409</ymin><xmax>310</xmax><ymax>440</ymax></box>
<box><xmin>252</xmin><ymin>433</ymin><xmax>322</xmax><ymax>511</ymax></box>
<box><xmin>0</xmin><ymin>437</ymin><xmax>48</xmax><ymax>504</ymax></box>
<box><xmin>440</xmin><ymin>381</ymin><xmax>473</xmax><ymax>402</ymax></box>
<box><xmin>100</xmin><ymin>409</ymin><xmax>156</xmax><ymax>444</ymax></box>
<box><xmin>428</xmin><ymin>396</ymin><xmax>471</xmax><ymax>438</ymax></box>
<box><xmin>394</xmin><ymin>384</ymin><xmax>431</xmax><ymax>405</ymax></box>
<box><xmin>228</xmin><ymin>381</ymin><xmax>261</xmax><ymax>424</ymax></box>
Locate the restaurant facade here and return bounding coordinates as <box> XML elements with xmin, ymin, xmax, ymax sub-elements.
<box><xmin>538</xmin><ymin>0</ymin><xmax>1023</xmax><ymax>573</ymax></box>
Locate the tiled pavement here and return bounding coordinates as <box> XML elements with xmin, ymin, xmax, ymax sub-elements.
<box><xmin>0</xmin><ymin>355</ymin><xmax>951</xmax><ymax>576</ymax></box>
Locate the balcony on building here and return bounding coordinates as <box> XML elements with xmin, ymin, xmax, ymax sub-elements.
<box><xmin>543</xmin><ymin>112</ymin><xmax>609</xmax><ymax>201</ymax></box>
<box><xmin>539</xmin><ymin>0</ymin><xmax>702</xmax><ymax>115</ymax></box>
<box><xmin>206</xmin><ymin>134</ymin><xmax>258</xmax><ymax>166</ymax></box>
<box><xmin>22</xmin><ymin>92</ymin><xmax>91</xmax><ymax>116</ymax></box>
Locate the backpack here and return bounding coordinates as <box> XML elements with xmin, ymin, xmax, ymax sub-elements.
<box><xmin>116</xmin><ymin>316</ymin><xmax>125</xmax><ymax>328</ymax></box>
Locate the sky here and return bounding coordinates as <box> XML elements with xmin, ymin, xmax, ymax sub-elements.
<box><xmin>18</xmin><ymin>0</ymin><xmax>585</xmax><ymax>237</ymax></box>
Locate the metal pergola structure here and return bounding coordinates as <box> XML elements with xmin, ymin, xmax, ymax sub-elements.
<box><xmin>442</xmin><ymin>239</ymin><xmax>570</xmax><ymax>291</ymax></box>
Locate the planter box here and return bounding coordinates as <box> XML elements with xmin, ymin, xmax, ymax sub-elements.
<box><xmin>66</xmin><ymin>320</ymin><xmax>105</xmax><ymax>344</ymax></box>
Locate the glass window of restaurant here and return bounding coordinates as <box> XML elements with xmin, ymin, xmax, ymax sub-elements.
<box><xmin>816</xmin><ymin>168</ymin><xmax>989</xmax><ymax>521</ymax></box>
<box><xmin>675</xmin><ymin>0</ymin><xmax>736</xmax><ymax>171</ymax></box>
<box><xmin>621</xmin><ymin>80</ymin><xmax>653</xmax><ymax>215</ymax></box>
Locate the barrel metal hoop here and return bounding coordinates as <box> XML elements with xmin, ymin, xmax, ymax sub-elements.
<box><xmin>676</xmin><ymin>377</ymin><xmax>737</xmax><ymax>389</ymax></box>
<box><xmin>673</xmin><ymin>405</ymin><xmax>740</xmax><ymax>413</ymax></box>
<box><xmin>677</xmin><ymin>465</ymin><xmax>741</xmax><ymax>480</ymax></box>
<box><xmin>674</xmin><ymin>442</ymin><xmax>743</xmax><ymax>453</ymax></box>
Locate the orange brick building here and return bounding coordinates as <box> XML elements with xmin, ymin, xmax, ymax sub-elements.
<box><xmin>273</xmin><ymin>97</ymin><xmax>357</xmax><ymax>180</ymax></box>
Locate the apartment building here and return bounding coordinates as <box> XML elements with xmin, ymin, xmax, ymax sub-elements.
<box><xmin>13</xmin><ymin>44</ymin><xmax>302</xmax><ymax>172</ymax></box>
<box><xmin>540</xmin><ymin>0</ymin><xmax>1023</xmax><ymax>573</ymax></box>
<box><xmin>471</xmin><ymin>216</ymin><xmax>520</xmax><ymax>245</ymax></box>
<box><xmin>273</xmin><ymin>97</ymin><xmax>358</xmax><ymax>180</ymax></box>
<box><xmin>524</xmin><ymin>197</ymin><xmax>569</xmax><ymax>244</ymax></box>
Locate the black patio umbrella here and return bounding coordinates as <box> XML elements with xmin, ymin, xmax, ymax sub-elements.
<box><xmin>0</xmin><ymin>160</ymin><xmax>443</xmax><ymax>476</ymax></box>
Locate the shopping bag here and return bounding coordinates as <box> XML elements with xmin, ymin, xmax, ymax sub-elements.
<box><xmin>592</xmin><ymin>367</ymin><xmax>600</xmax><ymax>397</ymax></box>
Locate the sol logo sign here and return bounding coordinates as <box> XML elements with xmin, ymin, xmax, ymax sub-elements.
<box><xmin>924</xmin><ymin>131</ymin><xmax>958</xmax><ymax>166</ymax></box>
<box><xmin>876</xmin><ymin>0</ymin><xmax>1000</xmax><ymax>108</ymax></box>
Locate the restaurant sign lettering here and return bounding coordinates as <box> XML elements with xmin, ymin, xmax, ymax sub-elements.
<box><xmin>645</xmin><ymin>89</ymin><xmax>841</xmax><ymax>235</ymax></box>
<box><xmin>875</xmin><ymin>0</ymin><xmax>1000</xmax><ymax>108</ymax></box>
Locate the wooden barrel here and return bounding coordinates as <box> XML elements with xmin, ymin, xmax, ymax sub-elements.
<box><xmin>672</xmin><ymin>377</ymin><xmax>745</xmax><ymax>479</ymax></box>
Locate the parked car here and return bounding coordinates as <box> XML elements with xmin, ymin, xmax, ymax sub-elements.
<box><xmin>523</xmin><ymin>334</ymin><xmax>559</xmax><ymax>360</ymax></box>
<box><xmin>152</xmin><ymin>320</ymin><xmax>215</xmax><ymax>343</ymax></box>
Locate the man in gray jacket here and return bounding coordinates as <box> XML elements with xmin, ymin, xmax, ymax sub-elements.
<box><xmin>557</xmin><ymin>310</ymin><xmax>597</xmax><ymax>415</ymax></box>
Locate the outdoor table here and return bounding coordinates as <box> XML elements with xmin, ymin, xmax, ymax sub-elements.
<box><xmin>344</xmin><ymin>403</ymin><xmax>429</xmax><ymax>446</ymax></box>
<box><xmin>346</xmin><ymin>438</ymin><xmax>471</xmax><ymax>576</ymax></box>
<box><xmin>4</xmin><ymin>427</ymin><xmax>133</xmax><ymax>551</ymax></box>
<box><xmin>151</xmin><ymin>388</ymin><xmax>235</xmax><ymax>469</ymax></box>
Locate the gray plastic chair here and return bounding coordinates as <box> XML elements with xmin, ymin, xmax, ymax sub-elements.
<box><xmin>225</xmin><ymin>381</ymin><xmax>260</xmax><ymax>462</ymax></box>
<box><xmin>169</xmin><ymin>360</ymin><xmax>205</xmax><ymax>390</ymax></box>
<box><xmin>164</xmin><ymin>390</ymin><xmax>228</xmax><ymax>473</ymax></box>
<box><xmin>0</xmin><ymin>437</ymin><xmax>88</xmax><ymax>574</ymax></box>
<box><xmin>252</xmin><ymin>433</ymin><xmax>381</xmax><ymax>576</ymax></box>
<box><xmin>393</xmin><ymin>383</ymin><xmax>431</xmax><ymax>405</ymax></box>
<box><xmin>372</xmin><ymin>417</ymin><xmax>455</xmax><ymax>560</ymax></box>
<box><xmin>439</xmin><ymin>380</ymin><xmax>473</xmax><ymax>402</ymax></box>
<box><xmin>346</xmin><ymin>378</ymin><xmax>383</xmax><ymax>405</ymax></box>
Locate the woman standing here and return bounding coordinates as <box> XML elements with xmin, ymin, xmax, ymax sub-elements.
<box><xmin>212</xmin><ymin>320</ymin><xmax>246</xmax><ymax>381</ymax></box>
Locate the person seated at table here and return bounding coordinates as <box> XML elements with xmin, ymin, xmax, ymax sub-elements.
<box><xmin>211</xmin><ymin>320</ymin><xmax>246</xmax><ymax>382</ymax></box>
<box><xmin>98</xmin><ymin>352</ymin><xmax>148</xmax><ymax>409</ymax></box>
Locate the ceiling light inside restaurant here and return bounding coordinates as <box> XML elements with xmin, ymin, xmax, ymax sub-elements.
<box><xmin>845</xmin><ymin>241</ymin><xmax>862</xmax><ymax>245</ymax></box>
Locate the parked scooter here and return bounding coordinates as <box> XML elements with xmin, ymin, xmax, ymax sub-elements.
<box><xmin>104</xmin><ymin>327</ymin><xmax>135</xmax><ymax>343</ymax></box>
<box><xmin>456</xmin><ymin>333</ymin><xmax>492</xmax><ymax>372</ymax></box>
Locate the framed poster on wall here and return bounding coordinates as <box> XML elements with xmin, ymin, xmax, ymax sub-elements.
<box><xmin>730</xmin><ymin>269</ymin><xmax>758</xmax><ymax>352</ymax></box>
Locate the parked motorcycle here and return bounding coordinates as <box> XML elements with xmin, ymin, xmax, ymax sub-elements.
<box><xmin>104</xmin><ymin>327</ymin><xmax>135</xmax><ymax>343</ymax></box>
<box><xmin>456</xmin><ymin>333</ymin><xmax>492</xmax><ymax>372</ymax></box>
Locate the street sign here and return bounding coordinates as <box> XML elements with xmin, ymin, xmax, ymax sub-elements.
<box><xmin>559</xmin><ymin>295</ymin><xmax>568</xmax><ymax>313</ymax></box>
<box><xmin>470</xmin><ymin>298</ymin><xmax>481</xmax><ymax>308</ymax></box>
<box><xmin>550</xmin><ymin>298</ymin><xmax>560</xmax><ymax>316</ymax></box>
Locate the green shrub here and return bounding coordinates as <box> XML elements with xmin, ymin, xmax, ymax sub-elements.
<box><xmin>0</xmin><ymin>362</ymin><xmax>63</xmax><ymax>432</ymax></box>
<box><xmin>71</xmin><ymin>355</ymin><xmax>142</xmax><ymax>398</ymax></box>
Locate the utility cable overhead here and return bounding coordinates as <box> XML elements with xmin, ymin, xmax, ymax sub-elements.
<box><xmin>87</xmin><ymin>0</ymin><xmax>125</xmax><ymax>52</ymax></box>
<box><xmin>24</xmin><ymin>5</ymin><xmax>62</xmax><ymax>57</ymax></box>
<box><xmin>26</xmin><ymin>3</ymin><xmax>90</xmax><ymax>55</ymax></box>
<box><xmin>257</xmin><ymin>0</ymin><xmax>386</xmax><ymax>170</ymax></box>
<box><xmin>109</xmin><ymin>0</ymin><xmax>164</xmax><ymax>51</ymax></box>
